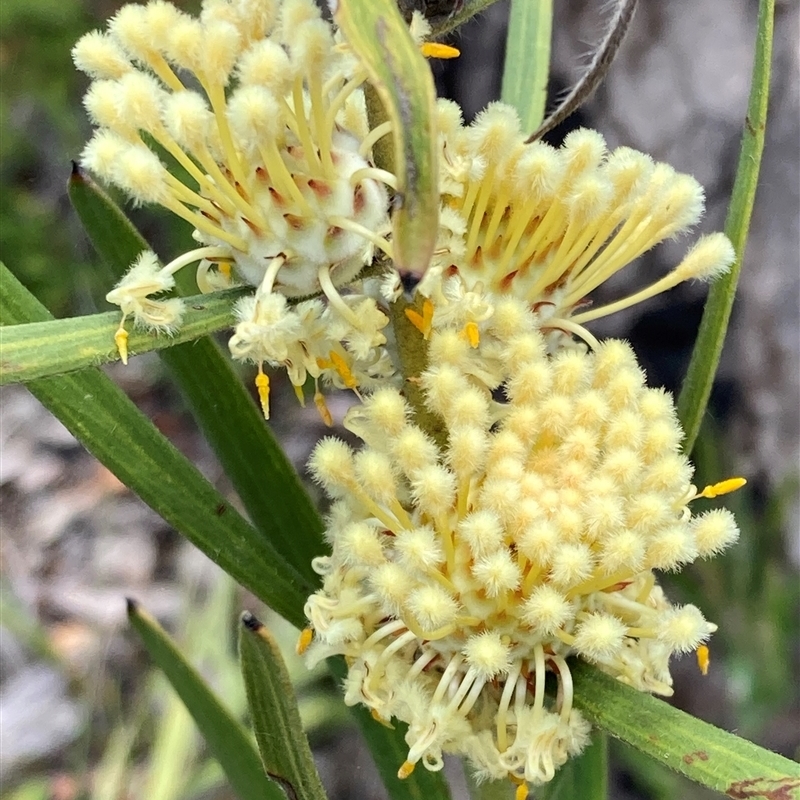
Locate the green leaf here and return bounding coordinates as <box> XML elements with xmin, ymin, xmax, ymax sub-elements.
<box><xmin>326</xmin><ymin>656</ymin><xmax>453</xmax><ymax>800</ymax></box>
<box><xmin>69</xmin><ymin>166</ymin><xmax>326</xmax><ymax>586</ymax></box>
<box><xmin>501</xmin><ymin>0</ymin><xmax>553</xmax><ymax>132</ymax></box>
<box><xmin>428</xmin><ymin>0</ymin><xmax>507</xmax><ymax>36</ymax></box>
<box><xmin>0</xmin><ymin>288</ymin><xmax>245</xmax><ymax>385</ymax></box>
<box><xmin>677</xmin><ymin>0</ymin><xmax>774</xmax><ymax>453</ymax></box>
<box><xmin>571</xmin><ymin>661</ymin><xmax>800</xmax><ymax>795</ymax></box>
<box><xmin>541</xmin><ymin>732</ymin><xmax>607</xmax><ymax>800</ymax></box>
<box><xmin>332</xmin><ymin>0</ymin><xmax>438</xmax><ymax>274</ymax></box>
<box><xmin>0</xmin><ymin>263</ymin><xmax>311</xmax><ymax>627</ymax></box>
<box><xmin>127</xmin><ymin>600</ymin><xmax>283</xmax><ymax>800</ymax></box>
<box><xmin>238</xmin><ymin>612</ymin><xmax>327</xmax><ymax>800</ymax></box>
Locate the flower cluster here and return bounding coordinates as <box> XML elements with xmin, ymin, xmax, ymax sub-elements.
<box><xmin>303</xmin><ymin>288</ymin><xmax>741</xmax><ymax>795</ymax></box>
<box><xmin>74</xmin><ymin>0</ymin><xmax>397</xmax><ymax>417</ymax></box>
<box><xmin>419</xmin><ymin>102</ymin><xmax>734</xmax><ymax>349</ymax></box>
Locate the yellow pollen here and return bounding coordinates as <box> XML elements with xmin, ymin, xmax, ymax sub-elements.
<box><xmin>696</xmin><ymin>644</ymin><xmax>710</xmax><ymax>675</ymax></box>
<box><xmin>114</xmin><ymin>325</ymin><xmax>129</xmax><ymax>365</ymax></box>
<box><xmin>420</xmin><ymin>42</ymin><xmax>461</xmax><ymax>60</ymax></box>
<box><xmin>698</xmin><ymin>477</ymin><xmax>747</xmax><ymax>499</ymax></box>
<box><xmin>315</xmin><ymin>390</ymin><xmax>333</xmax><ymax>427</ymax></box>
<box><xmin>513</xmin><ymin>779</ymin><xmax>529</xmax><ymax>800</ymax></box>
<box><xmin>218</xmin><ymin>262</ymin><xmax>232</xmax><ymax>278</ymax></box>
<box><xmin>329</xmin><ymin>350</ymin><xmax>359</xmax><ymax>389</ymax></box>
<box><xmin>405</xmin><ymin>298</ymin><xmax>434</xmax><ymax>338</ymax></box>
<box><xmin>398</xmin><ymin>760</ymin><xmax>416</xmax><ymax>779</ymax></box>
<box><xmin>255</xmin><ymin>365</ymin><xmax>270</xmax><ymax>420</ymax></box>
<box><xmin>296</xmin><ymin>627</ymin><xmax>313</xmax><ymax>655</ymax></box>
<box><xmin>463</xmin><ymin>321</ymin><xmax>480</xmax><ymax>348</ymax></box>
<box><xmin>293</xmin><ymin>383</ymin><xmax>306</xmax><ymax>406</ymax></box>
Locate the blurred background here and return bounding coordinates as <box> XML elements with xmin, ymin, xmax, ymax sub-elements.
<box><xmin>1</xmin><ymin>0</ymin><xmax>798</xmax><ymax>798</ymax></box>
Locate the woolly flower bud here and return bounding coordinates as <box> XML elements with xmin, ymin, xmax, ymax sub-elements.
<box><xmin>573</xmin><ymin>613</ymin><xmax>628</xmax><ymax>662</ymax></box>
<box><xmin>472</xmin><ymin>549</ymin><xmax>521</xmax><ymax>597</ymax></box>
<box><xmin>691</xmin><ymin>508</ymin><xmax>740</xmax><ymax>557</ymax></box>
<box><xmin>657</xmin><ymin>606</ymin><xmax>716</xmax><ymax>653</ymax></box>
<box><xmin>395</xmin><ymin>527</ymin><xmax>444</xmax><ymax>572</ymax></box>
<box><xmin>463</xmin><ymin>632</ymin><xmax>511</xmax><ymax>679</ymax></box>
<box><xmin>408</xmin><ymin>585</ymin><xmax>459</xmax><ymax>630</ymax></box>
<box><xmin>522</xmin><ymin>586</ymin><xmax>573</xmax><ymax>635</ymax></box>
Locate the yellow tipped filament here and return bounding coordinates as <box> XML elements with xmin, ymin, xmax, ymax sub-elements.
<box><xmin>296</xmin><ymin>627</ymin><xmax>313</xmax><ymax>655</ymax></box>
<box><xmin>698</xmin><ymin>477</ymin><xmax>747</xmax><ymax>499</ymax></box>
<box><xmin>397</xmin><ymin>760</ymin><xmax>416</xmax><ymax>779</ymax></box>
<box><xmin>696</xmin><ymin>644</ymin><xmax>710</xmax><ymax>675</ymax></box>
<box><xmin>370</xmin><ymin>709</ymin><xmax>395</xmax><ymax>728</ymax></box>
<box><xmin>421</xmin><ymin>42</ymin><xmax>461</xmax><ymax>60</ymax></box>
<box><xmin>114</xmin><ymin>325</ymin><xmax>130</xmax><ymax>365</ymax></box>
<box><xmin>513</xmin><ymin>779</ymin><xmax>529</xmax><ymax>800</ymax></box>
<box><xmin>255</xmin><ymin>365</ymin><xmax>270</xmax><ymax>420</ymax></box>
<box><xmin>329</xmin><ymin>350</ymin><xmax>358</xmax><ymax>389</ymax></box>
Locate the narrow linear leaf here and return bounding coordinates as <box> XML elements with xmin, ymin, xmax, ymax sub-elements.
<box><xmin>541</xmin><ymin>732</ymin><xmax>608</xmax><ymax>800</ymax></box>
<box><xmin>127</xmin><ymin>600</ymin><xmax>282</xmax><ymax>800</ymax></box>
<box><xmin>69</xmin><ymin>167</ymin><xmax>326</xmax><ymax>584</ymax></box>
<box><xmin>333</xmin><ymin>0</ymin><xmax>438</xmax><ymax>274</ymax></box>
<box><xmin>677</xmin><ymin>0</ymin><xmax>774</xmax><ymax>453</ymax></box>
<box><xmin>1</xmin><ymin>264</ymin><xmax>311</xmax><ymax>627</ymax></box>
<box><xmin>0</xmin><ymin>288</ymin><xmax>245</xmax><ymax>385</ymax></box>
<box><xmin>501</xmin><ymin>0</ymin><xmax>553</xmax><ymax>132</ymax></box>
<box><xmin>239</xmin><ymin>612</ymin><xmax>327</xmax><ymax>800</ymax></box>
<box><xmin>326</xmin><ymin>656</ymin><xmax>453</xmax><ymax>800</ymax></box>
<box><xmin>571</xmin><ymin>661</ymin><xmax>800</xmax><ymax>795</ymax></box>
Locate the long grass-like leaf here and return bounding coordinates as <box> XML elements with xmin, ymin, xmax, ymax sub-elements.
<box><xmin>68</xmin><ymin>168</ymin><xmax>326</xmax><ymax>585</ymax></box>
<box><xmin>1</xmin><ymin>263</ymin><xmax>311</xmax><ymax>627</ymax></box>
<box><xmin>127</xmin><ymin>600</ymin><xmax>283</xmax><ymax>800</ymax></box>
<box><xmin>677</xmin><ymin>0</ymin><xmax>774</xmax><ymax>453</ymax></box>
<box><xmin>571</xmin><ymin>661</ymin><xmax>800</xmax><ymax>794</ymax></box>
<box><xmin>333</xmin><ymin>0</ymin><xmax>438</xmax><ymax>275</ymax></box>
<box><xmin>0</xmin><ymin>288</ymin><xmax>244</xmax><ymax>385</ymax></box>
<box><xmin>501</xmin><ymin>0</ymin><xmax>552</xmax><ymax>132</ymax></box>
<box><xmin>239</xmin><ymin>612</ymin><xmax>328</xmax><ymax>800</ymax></box>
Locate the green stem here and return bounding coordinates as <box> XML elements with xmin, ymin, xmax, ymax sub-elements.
<box><xmin>677</xmin><ymin>0</ymin><xmax>774</xmax><ymax>453</ymax></box>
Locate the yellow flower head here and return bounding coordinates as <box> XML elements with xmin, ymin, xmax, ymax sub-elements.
<box><xmin>303</xmin><ymin>291</ymin><xmax>740</xmax><ymax>792</ymax></box>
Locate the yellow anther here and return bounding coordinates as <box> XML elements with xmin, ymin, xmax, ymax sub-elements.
<box><xmin>420</xmin><ymin>42</ymin><xmax>461</xmax><ymax>60</ymax></box>
<box><xmin>114</xmin><ymin>325</ymin><xmax>130</xmax><ymax>365</ymax></box>
<box><xmin>397</xmin><ymin>760</ymin><xmax>416</xmax><ymax>780</ymax></box>
<box><xmin>698</xmin><ymin>477</ymin><xmax>747</xmax><ymax>499</ymax></box>
<box><xmin>514</xmin><ymin>781</ymin><xmax>529</xmax><ymax>800</ymax></box>
<box><xmin>296</xmin><ymin>627</ymin><xmax>313</xmax><ymax>655</ymax></box>
<box><xmin>405</xmin><ymin>298</ymin><xmax>434</xmax><ymax>339</ymax></box>
<box><xmin>329</xmin><ymin>350</ymin><xmax>358</xmax><ymax>389</ymax></box>
<box><xmin>696</xmin><ymin>644</ymin><xmax>710</xmax><ymax>676</ymax></box>
<box><xmin>255</xmin><ymin>365</ymin><xmax>270</xmax><ymax>420</ymax></box>
<box><xmin>218</xmin><ymin>262</ymin><xmax>232</xmax><ymax>278</ymax></box>
<box><xmin>370</xmin><ymin>709</ymin><xmax>395</xmax><ymax>729</ymax></box>
<box><xmin>314</xmin><ymin>390</ymin><xmax>333</xmax><ymax>427</ymax></box>
<box><xmin>293</xmin><ymin>383</ymin><xmax>306</xmax><ymax>407</ymax></box>
<box><xmin>316</xmin><ymin>356</ymin><xmax>332</xmax><ymax>370</ymax></box>
<box><xmin>464</xmin><ymin>321</ymin><xmax>480</xmax><ymax>348</ymax></box>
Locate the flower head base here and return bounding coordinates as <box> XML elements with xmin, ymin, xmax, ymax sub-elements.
<box><xmin>303</xmin><ymin>293</ymin><xmax>739</xmax><ymax>793</ymax></box>
<box><xmin>424</xmin><ymin>103</ymin><xmax>735</xmax><ymax>346</ymax></box>
<box><xmin>76</xmin><ymin>0</ymin><xmax>398</xmax><ymax>415</ymax></box>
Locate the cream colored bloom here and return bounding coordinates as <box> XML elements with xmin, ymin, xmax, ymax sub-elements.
<box><xmin>302</xmin><ymin>291</ymin><xmax>740</xmax><ymax>796</ymax></box>
<box><xmin>418</xmin><ymin>101</ymin><xmax>735</xmax><ymax>351</ymax></box>
<box><xmin>75</xmin><ymin>0</ymin><xmax>397</xmax><ymax>417</ymax></box>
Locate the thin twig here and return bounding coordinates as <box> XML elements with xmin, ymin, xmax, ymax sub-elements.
<box><xmin>527</xmin><ymin>0</ymin><xmax>638</xmax><ymax>142</ymax></box>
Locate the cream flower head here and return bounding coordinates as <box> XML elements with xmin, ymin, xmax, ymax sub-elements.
<box><xmin>302</xmin><ymin>290</ymin><xmax>740</xmax><ymax>795</ymax></box>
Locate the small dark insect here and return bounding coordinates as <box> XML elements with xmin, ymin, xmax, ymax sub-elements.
<box><xmin>215</xmin><ymin>503</ymin><xmax>227</xmax><ymax>516</ymax></box>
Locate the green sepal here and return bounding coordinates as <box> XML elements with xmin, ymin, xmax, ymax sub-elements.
<box><xmin>238</xmin><ymin>612</ymin><xmax>328</xmax><ymax>800</ymax></box>
<box><xmin>127</xmin><ymin>600</ymin><xmax>283</xmax><ymax>800</ymax></box>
